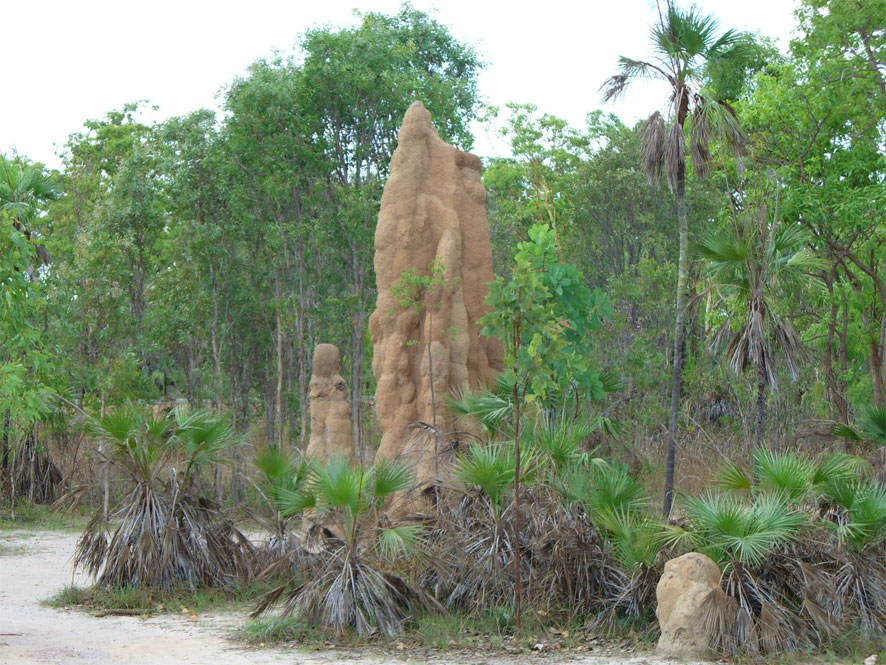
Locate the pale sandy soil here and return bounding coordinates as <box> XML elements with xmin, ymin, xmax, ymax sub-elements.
<box><xmin>0</xmin><ymin>529</ymin><xmax>716</xmax><ymax>665</ymax></box>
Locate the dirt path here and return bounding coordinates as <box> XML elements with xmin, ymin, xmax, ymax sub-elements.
<box><xmin>0</xmin><ymin>529</ymin><xmax>706</xmax><ymax>665</ymax></box>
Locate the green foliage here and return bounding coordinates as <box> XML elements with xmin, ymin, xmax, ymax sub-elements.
<box><xmin>254</xmin><ymin>456</ymin><xmax>438</xmax><ymax>636</ymax></box>
<box><xmin>835</xmin><ymin>404</ymin><xmax>886</xmax><ymax>448</ymax></box>
<box><xmin>452</xmin><ymin>442</ymin><xmax>542</xmax><ymax>521</ymax></box>
<box><xmin>666</xmin><ymin>492</ymin><xmax>806</xmax><ymax>567</ymax></box>
<box><xmin>481</xmin><ymin>222</ymin><xmax>613</xmax><ymax>405</ymax></box>
<box><xmin>820</xmin><ymin>480</ymin><xmax>886</xmax><ymax>552</ymax></box>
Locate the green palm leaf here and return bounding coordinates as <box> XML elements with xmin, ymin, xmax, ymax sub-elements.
<box><xmin>378</xmin><ymin>524</ymin><xmax>427</xmax><ymax>559</ymax></box>
<box><xmin>371</xmin><ymin>459</ymin><xmax>414</xmax><ymax>501</ymax></box>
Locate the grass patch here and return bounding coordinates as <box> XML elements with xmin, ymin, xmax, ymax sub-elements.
<box><xmin>45</xmin><ymin>581</ymin><xmax>278</xmax><ymax>614</ymax></box>
<box><xmin>240</xmin><ymin>607</ymin><xmax>883</xmax><ymax>663</ymax></box>
<box><xmin>750</xmin><ymin>632</ymin><xmax>886</xmax><ymax>665</ymax></box>
<box><xmin>240</xmin><ymin>606</ymin><xmax>603</xmax><ymax>654</ymax></box>
<box><xmin>0</xmin><ymin>501</ymin><xmax>88</xmax><ymax>531</ymax></box>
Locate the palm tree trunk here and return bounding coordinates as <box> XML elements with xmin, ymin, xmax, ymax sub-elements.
<box><xmin>755</xmin><ymin>361</ymin><xmax>768</xmax><ymax>451</ymax></box>
<box><xmin>663</xmin><ymin>164</ymin><xmax>688</xmax><ymax>517</ymax></box>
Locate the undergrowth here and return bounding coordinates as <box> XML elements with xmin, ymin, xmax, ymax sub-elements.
<box><xmin>240</xmin><ymin>606</ymin><xmax>610</xmax><ymax>653</ymax></box>
<box><xmin>0</xmin><ymin>500</ymin><xmax>88</xmax><ymax>531</ymax></box>
<box><xmin>45</xmin><ymin>581</ymin><xmax>278</xmax><ymax>614</ymax></box>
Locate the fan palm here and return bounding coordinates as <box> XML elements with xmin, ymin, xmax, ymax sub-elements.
<box><xmin>73</xmin><ymin>406</ymin><xmax>251</xmax><ymax>590</ymax></box>
<box><xmin>833</xmin><ymin>403</ymin><xmax>886</xmax><ymax>448</ymax></box>
<box><xmin>662</xmin><ymin>492</ymin><xmax>810</xmax><ymax>652</ymax></box>
<box><xmin>253</xmin><ymin>457</ymin><xmax>439</xmax><ymax>636</ymax></box>
<box><xmin>698</xmin><ymin>207</ymin><xmax>826</xmax><ymax>451</ymax></box>
<box><xmin>561</xmin><ymin>460</ymin><xmax>663</xmax><ymax>617</ymax></box>
<box><xmin>816</xmin><ymin>479</ymin><xmax>886</xmax><ymax>632</ymax></box>
<box><xmin>248</xmin><ymin>447</ymin><xmax>313</xmax><ymax>569</ymax></box>
<box><xmin>0</xmin><ymin>159</ymin><xmax>58</xmax><ymax>228</ymax></box>
<box><xmin>602</xmin><ymin>4</ymin><xmax>748</xmax><ymax>515</ymax></box>
<box><xmin>0</xmin><ymin>158</ymin><xmax>59</xmax><ymax>273</ymax></box>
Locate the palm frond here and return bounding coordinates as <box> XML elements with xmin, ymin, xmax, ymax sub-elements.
<box><xmin>716</xmin><ymin>460</ymin><xmax>752</xmax><ymax>493</ymax></box>
<box><xmin>858</xmin><ymin>404</ymin><xmax>886</xmax><ymax>446</ymax></box>
<box><xmin>755</xmin><ymin>448</ymin><xmax>814</xmax><ymax>503</ymax></box>
<box><xmin>663</xmin><ymin>122</ymin><xmax>685</xmax><ymax>192</ymax></box>
<box><xmin>600</xmin><ymin>58</ymin><xmax>665</xmax><ymax>102</ymax></box>
<box><xmin>812</xmin><ymin>452</ymin><xmax>870</xmax><ymax>488</ymax></box>
<box><xmin>640</xmin><ymin>111</ymin><xmax>666</xmax><ymax>187</ymax></box>
<box><xmin>371</xmin><ymin>459</ymin><xmax>415</xmax><ymax>501</ymax></box>
<box><xmin>689</xmin><ymin>104</ymin><xmax>713</xmax><ymax>179</ymax></box>
<box><xmin>379</xmin><ymin>524</ymin><xmax>427</xmax><ymax>559</ymax></box>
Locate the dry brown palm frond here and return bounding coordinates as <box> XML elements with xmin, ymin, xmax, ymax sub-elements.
<box><xmin>421</xmin><ymin>481</ymin><xmax>632</xmax><ymax>621</ymax></box>
<box><xmin>690</xmin><ymin>105</ymin><xmax>713</xmax><ymax>180</ymax></box>
<box><xmin>76</xmin><ymin>484</ymin><xmax>254</xmax><ymax>590</ymax></box>
<box><xmin>663</xmin><ymin>122</ymin><xmax>685</xmax><ymax>192</ymax></box>
<box><xmin>700</xmin><ymin>585</ymin><xmax>738</xmax><ymax>656</ymax></box>
<box><xmin>641</xmin><ymin>111</ymin><xmax>666</xmax><ymax>187</ymax></box>
<box><xmin>773</xmin><ymin>317</ymin><xmax>806</xmax><ymax>382</ymax></box>
<box><xmin>600</xmin><ymin>73</ymin><xmax>630</xmax><ymax>103</ymax></box>
<box><xmin>254</xmin><ymin>548</ymin><xmax>442</xmax><ymax>636</ymax></box>
<box><xmin>831</xmin><ymin>550</ymin><xmax>886</xmax><ymax>632</ymax></box>
<box><xmin>716</xmin><ymin>561</ymin><xmax>816</xmax><ymax>654</ymax></box>
<box><xmin>708</xmin><ymin>318</ymin><xmax>735</xmax><ymax>354</ymax></box>
<box><xmin>796</xmin><ymin>557</ymin><xmax>843</xmax><ymax>639</ymax></box>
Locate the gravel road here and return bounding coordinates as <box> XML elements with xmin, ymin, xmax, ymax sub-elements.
<box><xmin>0</xmin><ymin>529</ymin><xmax>713</xmax><ymax>665</ymax></box>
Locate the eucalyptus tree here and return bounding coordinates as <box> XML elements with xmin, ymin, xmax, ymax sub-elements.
<box><xmin>601</xmin><ymin>3</ymin><xmax>748</xmax><ymax>515</ymax></box>
<box><xmin>741</xmin><ymin>0</ymin><xmax>886</xmax><ymax>410</ymax></box>
<box><xmin>46</xmin><ymin>103</ymin><xmax>160</xmax><ymax>408</ymax></box>
<box><xmin>697</xmin><ymin>205</ymin><xmax>825</xmax><ymax>451</ymax></box>
<box><xmin>0</xmin><ymin>159</ymin><xmax>60</xmax><ymax>505</ymax></box>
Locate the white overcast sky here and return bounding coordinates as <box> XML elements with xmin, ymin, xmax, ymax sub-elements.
<box><xmin>3</xmin><ymin>0</ymin><xmax>799</xmax><ymax>169</ymax></box>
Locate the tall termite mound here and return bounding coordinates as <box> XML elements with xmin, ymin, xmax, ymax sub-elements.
<box><xmin>369</xmin><ymin>101</ymin><xmax>503</xmax><ymax>488</ymax></box>
<box><xmin>306</xmin><ymin>344</ymin><xmax>356</xmax><ymax>463</ymax></box>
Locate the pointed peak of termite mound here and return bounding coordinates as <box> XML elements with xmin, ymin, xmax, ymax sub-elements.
<box><xmin>369</xmin><ymin>102</ymin><xmax>503</xmax><ymax>512</ymax></box>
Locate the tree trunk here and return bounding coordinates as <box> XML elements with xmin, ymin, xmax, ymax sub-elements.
<box><xmin>870</xmin><ymin>337</ymin><xmax>885</xmax><ymax>408</ymax></box>
<box><xmin>275</xmin><ymin>298</ymin><xmax>285</xmax><ymax>445</ymax></box>
<box><xmin>1</xmin><ymin>410</ymin><xmax>9</xmax><ymax>474</ymax></box>
<box><xmin>512</xmin><ymin>377</ymin><xmax>522</xmax><ymax>632</ymax></box>
<box><xmin>295</xmin><ymin>246</ymin><xmax>308</xmax><ymax>450</ymax></box>
<box><xmin>663</xmin><ymin>161</ymin><xmax>688</xmax><ymax>517</ymax></box>
<box><xmin>350</xmin><ymin>310</ymin><xmax>366</xmax><ymax>462</ymax></box>
<box><xmin>824</xmin><ymin>269</ymin><xmax>849</xmax><ymax>422</ymax></box>
<box><xmin>755</xmin><ymin>360</ymin><xmax>768</xmax><ymax>451</ymax></box>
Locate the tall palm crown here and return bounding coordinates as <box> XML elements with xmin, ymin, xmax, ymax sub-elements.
<box><xmin>0</xmin><ymin>159</ymin><xmax>59</xmax><ymax>230</ymax></box>
<box><xmin>601</xmin><ymin>4</ymin><xmax>746</xmax><ymax>186</ymax></box>
<box><xmin>698</xmin><ymin>208</ymin><xmax>825</xmax><ymax>388</ymax></box>
<box><xmin>698</xmin><ymin>206</ymin><xmax>825</xmax><ymax>451</ymax></box>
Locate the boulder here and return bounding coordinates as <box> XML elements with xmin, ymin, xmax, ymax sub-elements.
<box><xmin>656</xmin><ymin>551</ymin><xmax>731</xmax><ymax>659</ymax></box>
<box><xmin>305</xmin><ymin>344</ymin><xmax>355</xmax><ymax>462</ymax></box>
<box><xmin>369</xmin><ymin>101</ymin><xmax>503</xmax><ymax>492</ymax></box>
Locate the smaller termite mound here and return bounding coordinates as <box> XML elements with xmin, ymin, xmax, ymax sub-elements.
<box><xmin>306</xmin><ymin>343</ymin><xmax>356</xmax><ymax>463</ymax></box>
